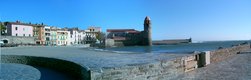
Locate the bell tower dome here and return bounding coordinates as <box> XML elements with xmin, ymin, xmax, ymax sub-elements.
<box><xmin>144</xmin><ymin>16</ymin><xmax>151</xmax><ymax>31</ymax></box>
<box><xmin>143</xmin><ymin>16</ymin><xmax>152</xmax><ymax>46</ymax></box>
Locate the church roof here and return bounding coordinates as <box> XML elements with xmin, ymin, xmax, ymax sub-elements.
<box><xmin>107</xmin><ymin>29</ymin><xmax>139</xmax><ymax>33</ymax></box>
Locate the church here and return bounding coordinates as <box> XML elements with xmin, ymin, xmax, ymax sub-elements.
<box><xmin>106</xmin><ymin>16</ymin><xmax>152</xmax><ymax>47</ymax></box>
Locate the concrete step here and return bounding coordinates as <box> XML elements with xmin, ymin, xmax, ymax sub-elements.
<box><xmin>238</xmin><ymin>49</ymin><xmax>251</xmax><ymax>54</ymax></box>
<box><xmin>185</xmin><ymin>60</ymin><xmax>198</xmax><ymax>72</ymax></box>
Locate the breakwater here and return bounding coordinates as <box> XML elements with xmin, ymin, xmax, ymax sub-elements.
<box><xmin>152</xmin><ymin>38</ymin><xmax>192</xmax><ymax>45</ymax></box>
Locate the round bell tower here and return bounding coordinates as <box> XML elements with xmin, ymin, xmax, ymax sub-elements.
<box><xmin>143</xmin><ymin>16</ymin><xmax>152</xmax><ymax>46</ymax></box>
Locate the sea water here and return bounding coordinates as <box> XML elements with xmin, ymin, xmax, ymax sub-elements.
<box><xmin>102</xmin><ymin>40</ymin><xmax>250</xmax><ymax>53</ymax></box>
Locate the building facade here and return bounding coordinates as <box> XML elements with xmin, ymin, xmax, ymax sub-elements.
<box><xmin>5</xmin><ymin>21</ymin><xmax>33</xmax><ymax>37</ymax></box>
<box><xmin>4</xmin><ymin>21</ymin><xmax>47</xmax><ymax>45</ymax></box>
<box><xmin>68</xmin><ymin>28</ymin><xmax>86</xmax><ymax>45</ymax></box>
<box><xmin>48</xmin><ymin>27</ymin><xmax>70</xmax><ymax>46</ymax></box>
<box><xmin>84</xmin><ymin>27</ymin><xmax>101</xmax><ymax>44</ymax></box>
<box><xmin>33</xmin><ymin>25</ymin><xmax>45</xmax><ymax>45</ymax></box>
<box><xmin>106</xmin><ymin>16</ymin><xmax>152</xmax><ymax>46</ymax></box>
<box><xmin>50</xmin><ymin>27</ymin><xmax>58</xmax><ymax>46</ymax></box>
<box><xmin>44</xmin><ymin>26</ymin><xmax>51</xmax><ymax>45</ymax></box>
<box><xmin>3</xmin><ymin>21</ymin><xmax>101</xmax><ymax>46</ymax></box>
<box><xmin>56</xmin><ymin>29</ymin><xmax>70</xmax><ymax>46</ymax></box>
<box><xmin>106</xmin><ymin>29</ymin><xmax>141</xmax><ymax>46</ymax></box>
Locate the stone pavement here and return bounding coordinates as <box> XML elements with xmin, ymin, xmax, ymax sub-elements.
<box><xmin>172</xmin><ymin>51</ymin><xmax>251</xmax><ymax>80</ymax></box>
<box><xmin>1</xmin><ymin>46</ymin><xmax>190</xmax><ymax>72</ymax></box>
<box><xmin>2</xmin><ymin>47</ymin><xmax>250</xmax><ymax>80</ymax></box>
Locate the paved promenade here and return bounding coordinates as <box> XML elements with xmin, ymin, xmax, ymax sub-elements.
<box><xmin>2</xmin><ymin>46</ymin><xmax>251</xmax><ymax>80</ymax></box>
<box><xmin>1</xmin><ymin>46</ymin><xmax>189</xmax><ymax>71</ymax></box>
<box><xmin>173</xmin><ymin>50</ymin><xmax>251</xmax><ymax>80</ymax></box>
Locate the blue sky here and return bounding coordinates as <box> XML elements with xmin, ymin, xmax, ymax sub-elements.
<box><xmin>0</xmin><ymin>0</ymin><xmax>251</xmax><ymax>41</ymax></box>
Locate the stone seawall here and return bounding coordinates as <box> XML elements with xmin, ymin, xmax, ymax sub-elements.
<box><xmin>90</xmin><ymin>43</ymin><xmax>251</xmax><ymax>80</ymax></box>
<box><xmin>0</xmin><ymin>36</ymin><xmax>36</xmax><ymax>44</ymax></box>
<box><xmin>1</xmin><ymin>55</ymin><xmax>90</xmax><ymax>80</ymax></box>
<box><xmin>91</xmin><ymin>54</ymin><xmax>199</xmax><ymax>80</ymax></box>
<box><xmin>210</xmin><ymin>44</ymin><xmax>250</xmax><ymax>63</ymax></box>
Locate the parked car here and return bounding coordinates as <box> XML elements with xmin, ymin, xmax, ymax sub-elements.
<box><xmin>0</xmin><ymin>40</ymin><xmax>4</xmax><ymax>45</ymax></box>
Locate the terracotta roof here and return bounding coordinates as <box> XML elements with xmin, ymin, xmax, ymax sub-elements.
<box><xmin>113</xmin><ymin>37</ymin><xmax>126</xmax><ymax>40</ymax></box>
<box><xmin>107</xmin><ymin>29</ymin><xmax>139</xmax><ymax>32</ymax></box>
<box><xmin>7</xmin><ymin>22</ymin><xmax>44</xmax><ymax>27</ymax></box>
<box><xmin>127</xmin><ymin>31</ymin><xmax>141</xmax><ymax>34</ymax></box>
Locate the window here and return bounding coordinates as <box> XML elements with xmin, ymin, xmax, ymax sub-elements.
<box><xmin>29</xmin><ymin>34</ymin><xmax>31</xmax><ymax>37</ymax></box>
<box><xmin>15</xmin><ymin>27</ymin><xmax>18</xmax><ymax>30</ymax></box>
<box><xmin>45</xmin><ymin>33</ymin><xmax>50</xmax><ymax>36</ymax></box>
<box><xmin>16</xmin><ymin>34</ymin><xmax>18</xmax><ymax>36</ymax></box>
<box><xmin>23</xmin><ymin>28</ymin><xmax>25</xmax><ymax>31</ymax></box>
<box><xmin>23</xmin><ymin>34</ymin><xmax>25</xmax><ymax>36</ymax></box>
<box><xmin>46</xmin><ymin>37</ymin><xmax>50</xmax><ymax>41</ymax></box>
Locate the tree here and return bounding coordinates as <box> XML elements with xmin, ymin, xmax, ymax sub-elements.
<box><xmin>96</xmin><ymin>32</ymin><xmax>106</xmax><ymax>44</ymax></box>
<box><xmin>0</xmin><ymin>22</ymin><xmax>6</xmax><ymax>35</ymax></box>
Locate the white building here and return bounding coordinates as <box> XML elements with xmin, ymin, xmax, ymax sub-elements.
<box><xmin>68</xmin><ymin>28</ymin><xmax>86</xmax><ymax>45</ymax></box>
